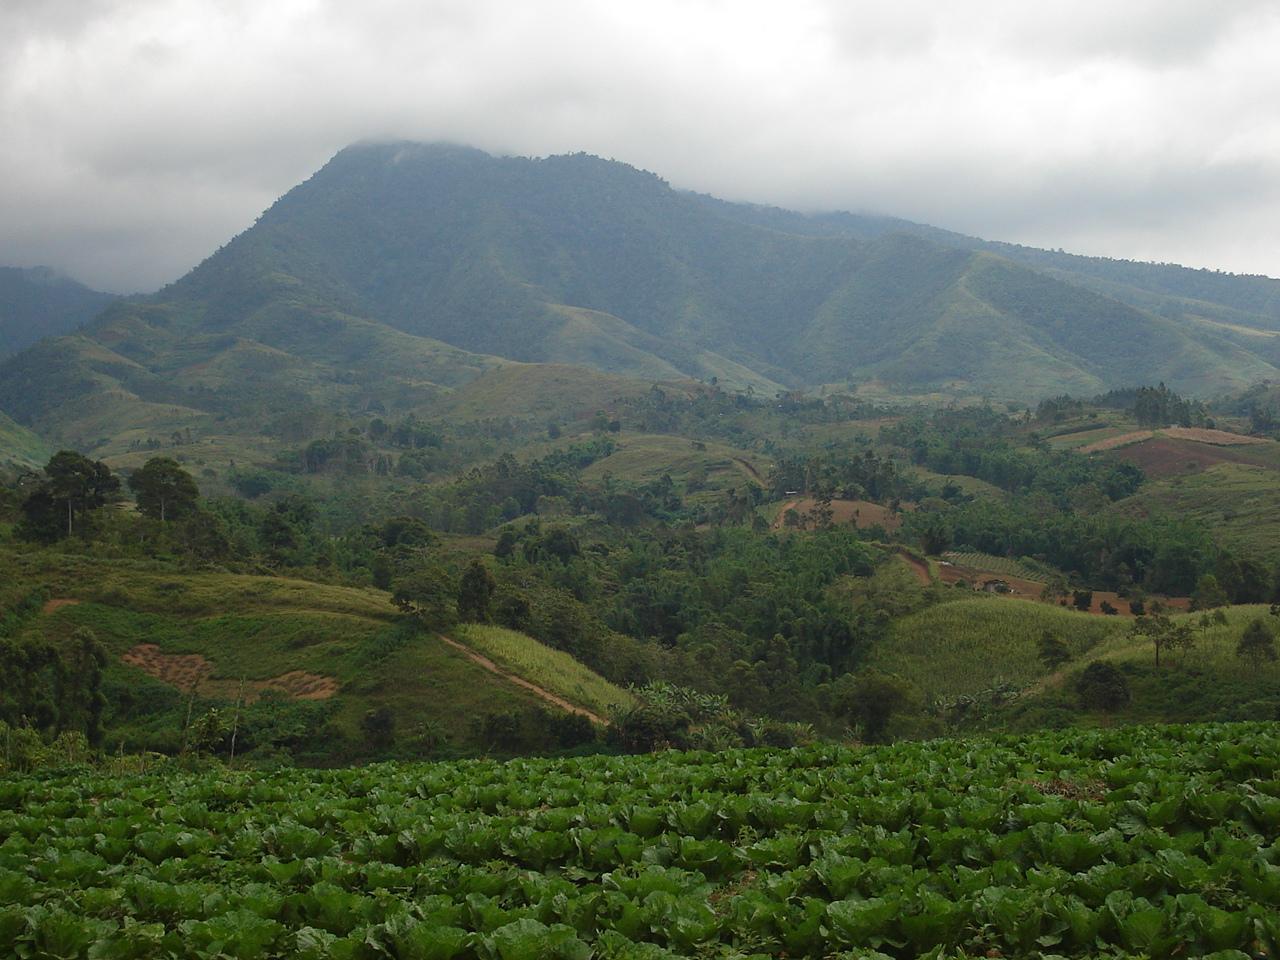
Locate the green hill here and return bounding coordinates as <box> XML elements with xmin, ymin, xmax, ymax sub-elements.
<box><xmin>4</xmin><ymin>550</ymin><xmax>624</xmax><ymax>762</ymax></box>
<box><xmin>3</xmin><ymin>142</ymin><xmax>1279</xmax><ymax>460</ymax></box>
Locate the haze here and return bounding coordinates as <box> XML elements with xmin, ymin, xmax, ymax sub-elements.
<box><xmin>2</xmin><ymin>0</ymin><xmax>1278</xmax><ymax>293</ymax></box>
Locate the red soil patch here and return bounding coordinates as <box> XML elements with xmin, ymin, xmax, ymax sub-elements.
<box><xmin>262</xmin><ymin>671</ymin><xmax>341</xmax><ymax>700</ymax></box>
<box><xmin>1080</xmin><ymin>430</ymin><xmax>1154</xmax><ymax>453</ymax></box>
<box><xmin>121</xmin><ymin>644</ymin><xmax>212</xmax><ymax>691</ymax></box>
<box><xmin>41</xmin><ymin>598</ymin><xmax>81</xmax><ymax>614</ymax></box>
<box><xmin>1162</xmin><ymin>427</ymin><xmax>1267</xmax><ymax>445</ymax></box>
<box><xmin>1107</xmin><ymin>438</ymin><xmax>1270</xmax><ymax>479</ymax></box>
<box><xmin>772</xmin><ymin>498</ymin><xmax>906</xmax><ymax>532</ymax></box>
<box><xmin>933</xmin><ymin>563</ymin><xmax>1188</xmax><ymax>617</ymax></box>
<box><xmin>120</xmin><ymin>643</ymin><xmax>338</xmax><ymax>701</ymax></box>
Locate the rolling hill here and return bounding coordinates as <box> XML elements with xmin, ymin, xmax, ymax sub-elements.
<box><xmin>3</xmin><ymin>142</ymin><xmax>1280</xmax><ymax>458</ymax></box>
<box><xmin>4</xmin><ymin>548</ymin><xmax>628</xmax><ymax>761</ymax></box>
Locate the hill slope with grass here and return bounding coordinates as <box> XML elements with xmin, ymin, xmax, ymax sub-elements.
<box><xmin>0</xmin><ymin>410</ymin><xmax>51</xmax><ymax>473</ymax></box>
<box><xmin>3</xmin><ymin>549</ymin><xmax>626</xmax><ymax>762</ymax></box>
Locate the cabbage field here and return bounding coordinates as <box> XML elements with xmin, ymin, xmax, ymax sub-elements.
<box><xmin>4</xmin><ymin>723</ymin><xmax>1280</xmax><ymax>959</ymax></box>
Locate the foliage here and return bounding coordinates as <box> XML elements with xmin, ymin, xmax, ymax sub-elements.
<box><xmin>3</xmin><ymin>724</ymin><xmax>1280</xmax><ymax>958</ymax></box>
<box><xmin>1238</xmin><ymin>617</ymin><xmax>1278</xmax><ymax>665</ymax></box>
<box><xmin>392</xmin><ymin>565</ymin><xmax>458</xmax><ymax>632</ymax></box>
<box><xmin>18</xmin><ymin>451</ymin><xmax>119</xmax><ymax>542</ymax></box>
<box><xmin>1074</xmin><ymin>661</ymin><xmax>1131</xmax><ymax>711</ymax></box>
<box><xmin>127</xmin><ymin>458</ymin><xmax>199</xmax><ymax>522</ymax></box>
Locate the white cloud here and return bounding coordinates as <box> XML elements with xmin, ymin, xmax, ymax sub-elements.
<box><xmin>1</xmin><ymin>0</ymin><xmax>1277</xmax><ymax>291</ymax></box>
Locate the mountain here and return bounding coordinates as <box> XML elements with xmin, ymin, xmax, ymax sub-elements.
<box><xmin>3</xmin><ymin>142</ymin><xmax>1279</xmax><ymax>456</ymax></box>
<box><xmin>0</xmin><ymin>266</ymin><xmax>116</xmax><ymax>358</ymax></box>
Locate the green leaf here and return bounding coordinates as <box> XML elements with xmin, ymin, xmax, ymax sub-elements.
<box><xmin>824</xmin><ymin>898</ymin><xmax>896</xmax><ymax>948</ymax></box>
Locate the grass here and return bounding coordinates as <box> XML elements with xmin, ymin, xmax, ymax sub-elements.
<box><xmin>0</xmin><ymin>411</ymin><xmax>52</xmax><ymax>470</ymax></box>
<box><xmin>581</xmin><ymin>433</ymin><xmax>768</xmax><ymax>500</ymax></box>
<box><xmin>905</xmin><ymin>466</ymin><xmax>1006</xmax><ymax>499</ymax></box>
<box><xmin>871</xmin><ymin>596</ymin><xmax>1124</xmax><ymax>699</ymax></box>
<box><xmin>3</xmin><ymin>548</ymin><xmax>583</xmax><ymax>757</ymax></box>
<box><xmin>1113</xmin><ymin>462</ymin><xmax>1280</xmax><ymax>561</ymax></box>
<box><xmin>455</xmin><ymin>624</ymin><xmax>638</xmax><ymax>717</ymax></box>
<box><xmin>942</xmin><ymin>551</ymin><xmax>1046</xmax><ymax>581</ymax></box>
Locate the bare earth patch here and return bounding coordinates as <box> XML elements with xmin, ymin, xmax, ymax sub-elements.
<box><xmin>120</xmin><ymin>643</ymin><xmax>338</xmax><ymax>700</ymax></box>
<box><xmin>1162</xmin><ymin>427</ymin><xmax>1267</xmax><ymax>445</ymax></box>
<box><xmin>772</xmin><ymin>497</ymin><xmax>906</xmax><ymax>532</ymax></box>
<box><xmin>1080</xmin><ymin>430</ymin><xmax>1155</xmax><ymax>453</ymax></box>
<box><xmin>41</xmin><ymin>598</ymin><xmax>81</xmax><ymax>614</ymax></box>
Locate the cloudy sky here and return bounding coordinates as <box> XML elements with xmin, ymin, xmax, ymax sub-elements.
<box><xmin>2</xmin><ymin>0</ymin><xmax>1279</xmax><ymax>293</ymax></box>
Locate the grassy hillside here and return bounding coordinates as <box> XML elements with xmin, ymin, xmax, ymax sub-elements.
<box><xmin>454</xmin><ymin>624</ymin><xmax>636</xmax><ymax>717</ymax></box>
<box><xmin>870</xmin><ymin>596</ymin><xmax>1122</xmax><ymax>699</ymax></box>
<box><xmin>580</xmin><ymin>433</ymin><xmax>768</xmax><ymax>502</ymax></box>
<box><xmin>0</xmin><ymin>410</ymin><xmax>51</xmax><ymax>472</ymax></box>
<box><xmin>872</xmin><ymin>591</ymin><xmax>1280</xmax><ymax>734</ymax></box>
<box><xmin>3</xmin><ymin>549</ymin><xmax>620</xmax><ymax>761</ymax></box>
<box><xmin>1112</xmin><ymin>461</ymin><xmax>1280</xmax><ymax>561</ymax></box>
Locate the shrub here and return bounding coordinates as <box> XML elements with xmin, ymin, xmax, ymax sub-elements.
<box><xmin>1076</xmin><ymin>661</ymin><xmax>1130</xmax><ymax>711</ymax></box>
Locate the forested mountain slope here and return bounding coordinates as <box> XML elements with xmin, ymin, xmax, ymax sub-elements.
<box><xmin>0</xmin><ymin>266</ymin><xmax>116</xmax><ymax>358</ymax></box>
<box><xmin>2</xmin><ymin>142</ymin><xmax>1278</xmax><ymax>455</ymax></box>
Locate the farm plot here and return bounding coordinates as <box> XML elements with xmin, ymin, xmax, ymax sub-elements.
<box><xmin>4</xmin><ymin>724</ymin><xmax>1280</xmax><ymax>958</ymax></box>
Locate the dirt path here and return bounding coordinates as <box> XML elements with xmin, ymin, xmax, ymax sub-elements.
<box><xmin>438</xmin><ymin>634</ymin><xmax>607</xmax><ymax>725</ymax></box>
<box><xmin>770</xmin><ymin>499</ymin><xmax>803</xmax><ymax>530</ymax></box>
<box><xmin>731</xmin><ymin>457</ymin><xmax>764</xmax><ymax>484</ymax></box>
<box><xmin>897</xmin><ymin>551</ymin><xmax>933</xmax><ymax>586</ymax></box>
<box><xmin>42</xmin><ymin>598</ymin><xmax>81</xmax><ymax>614</ymax></box>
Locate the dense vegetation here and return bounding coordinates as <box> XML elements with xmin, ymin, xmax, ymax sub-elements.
<box><xmin>5</xmin><ymin>723</ymin><xmax>1280</xmax><ymax>958</ymax></box>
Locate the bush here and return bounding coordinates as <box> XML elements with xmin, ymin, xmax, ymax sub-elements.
<box><xmin>1076</xmin><ymin>661</ymin><xmax>1130</xmax><ymax>711</ymax></box>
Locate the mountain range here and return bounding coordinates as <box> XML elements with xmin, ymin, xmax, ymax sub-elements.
<box><xmin>3</xmin><ymin>141</ymin><xmax>1280</xmax><ymax>457</ymax></box>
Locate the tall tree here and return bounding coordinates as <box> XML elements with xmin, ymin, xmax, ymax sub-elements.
<box><xmin>457</xmin><ymin>559</ymin><xmax>496</xmax><ymax>623</ymax></box>
<box><xmin>20</xmin><ymin>451</ymin><xmax>118</xmax><ymax>540</ymax></box>
<box><xmin>128</xmin><ymin>457</ymin><xmax>199</xmax><ymax>522</ymax></box>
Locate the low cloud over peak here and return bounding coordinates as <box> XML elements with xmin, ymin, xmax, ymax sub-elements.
<box><xmin>2</xmin><ymin>0</ymin><xmax>1278</xmax><ymax>292</ymax></box>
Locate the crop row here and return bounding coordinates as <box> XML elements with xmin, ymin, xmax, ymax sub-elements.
<box><xmin>2</xmin><ymin>724</ymin><xmax>1279</xmax><ymax>958</ymax></box>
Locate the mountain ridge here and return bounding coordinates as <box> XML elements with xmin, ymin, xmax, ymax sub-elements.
<box><xmin>3</xmin><ymin>141</ymin><xmax>1279</xmax><ymax>461</ymax></box>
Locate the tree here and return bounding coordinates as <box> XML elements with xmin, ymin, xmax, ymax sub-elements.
<box><xmin>1072</xmin><ymin>590</ymin><xmax>1093</xmax><ymax>613</ymax></box>
<box><xmin>1190</xmin><ymin>573</ymin><xmax>1229</xmax><ymax>612</ymax></box>
<box><xmin>56</xmin><ymin>628</ymin><xmax>107</xmax><ymax>747</ymax></box>
<box><xmin>1038</xmin><ymin>630</ymin><xmax>1070</xmax><ymax>670</ymax></box>
<box><xmin>833</xmin><ymin>670</ymin><xmax>922</xmax><ymax>743</ymax></box>
<box><xmin>128</xmin><ymin>457</ymin><xmax>199</xmax><ymax>522</ymax></box>
<box><xmin>1130</xmin><ymin>613</ymin><xmax>1194</xmax><ymax>669</ymax></box>
<box><xmin>392</xmin><ymin>565</ymin><xmax>458</xmax><ymax>631</ymax></box>
<box><xmin>1076</xmin><ymin>661</ymin><xmax>1130</xmax><ymax>711</ymax></box>
<box><xmin>20</xmin><ymin>451</ymin><xmax>119</xmax><ymax>540</ymax></box>
<box><xmin>1238</xmin><ymin>618</ymin><xmax>1278</xmax><ymax>666</ymax></box>
<box><xmin>457</xmin><ymin>559</ymin><xmax>496</xmax><ymax>622</ymax></box>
